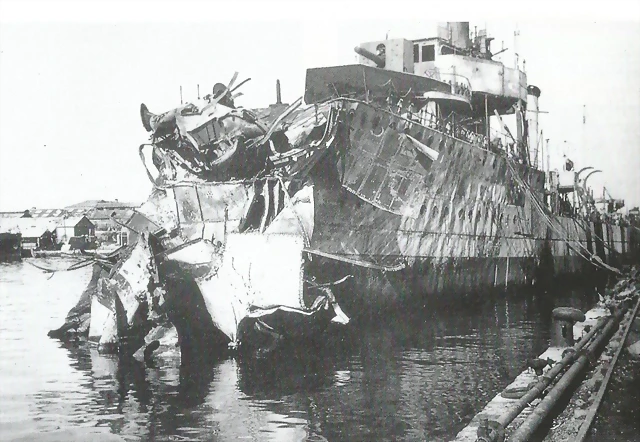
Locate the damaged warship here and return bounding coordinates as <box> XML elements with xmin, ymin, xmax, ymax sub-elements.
<box><xmin>50</xmin><ymin>22</ymin><xmax>636</xmax><ymax>360</ymax></box>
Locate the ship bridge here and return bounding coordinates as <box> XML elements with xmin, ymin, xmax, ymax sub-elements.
<box><xmin>304</xmin><ymin>22</ymin><xmax>535</xmax><ymax>165</ymax></box>
<box><xmin>354</xmin><ymin>22</ymin><xmax>528</xmax><ymax>116</ymax></box>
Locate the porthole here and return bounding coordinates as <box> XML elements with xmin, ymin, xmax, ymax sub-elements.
<box><xmin>458</xmin><ymin>208</ymin><xmax>464</xmax><ymax>220</ymax></box>
<box><xmin>432</xmin><ymin>205</ymin><xmax>439</xmax><ymax>218</ymax></box>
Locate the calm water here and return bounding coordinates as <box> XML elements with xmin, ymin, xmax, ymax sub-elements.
<box><xmin>0</xmin><ymin>259</ymin><xmax>596</xmax><ymax>441</ymax></box>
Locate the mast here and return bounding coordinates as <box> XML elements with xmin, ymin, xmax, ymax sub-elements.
<box><xmin>546</xmin><ymin>138</ymin><xmax>550</xmax><ymax>173</ymax></box>
<box><xmin>484</xmin><ymin>95</ymin><xmax>490</xmax><ymax>145</ymax></box>
<box><xmin>539</xmin><ymin>129</ymin><xmax>544</xmax><ymax>170</ymax></box>
<box><xmin>513</xmin><ymin>24</ymin><xmax>520</xmax><ymax>70</ymax></box>
<box><xmin>582</xmin><ymin>104</ymin><xmax>587</xmax><ymax>166</ymax></box>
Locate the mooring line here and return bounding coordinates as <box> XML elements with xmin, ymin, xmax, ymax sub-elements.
<box><xmin>575</xmin><ymin>293</ymin><xmax>640</xmax><ymax>441</ymax></box>
<box><xmin>27</xmin><ymin>258</ymin><xmax>95</xmax><ymax>273</ymax></box>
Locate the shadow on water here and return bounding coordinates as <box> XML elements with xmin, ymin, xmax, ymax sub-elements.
<box><xmin>2</xmin><ymin>258</ymin><xmax>605</xmax><ymax>441</ymax></box>
<box><xmin>57</xmin><ymin>282</ymin><xmax>600</xmax><ymax>441</ymax></box>
<box><xmin>54</xmin><ymin>340</ymin><xmax>224</xmax><ymax>440</ymax></box>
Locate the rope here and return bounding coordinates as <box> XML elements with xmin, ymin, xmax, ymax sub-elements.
<box><xmin>505</xmin><ymin>158</ymin><xmax>618</xmax><ymax>273</ymax></box>
<box><xmin>27</xmin><ymin>257</ymin><xmax>95</xmax><ymax>274</ymax></box>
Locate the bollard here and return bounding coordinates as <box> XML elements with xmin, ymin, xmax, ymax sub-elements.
<box><xmin>551</xmin><ymin>307</ymin><xmax>586</xmax><ymax>347</ymax></box>
<box><xmin>508</xmin><ymin>306</ymin><xmax>626</xmax><ymax>442</ymax></box>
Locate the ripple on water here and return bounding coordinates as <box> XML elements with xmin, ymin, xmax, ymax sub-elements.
<box><xmin>0</xmin><ymin>261</ymin><xmax>596</xmax><ymax>441</ymax></box>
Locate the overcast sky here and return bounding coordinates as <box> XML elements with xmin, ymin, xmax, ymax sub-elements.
<box><xmin>1</xmin><ymin>1</ymin><xmax>639</xmax><ymax>211</ymax></box>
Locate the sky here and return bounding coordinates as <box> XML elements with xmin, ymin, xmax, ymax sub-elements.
<box><xmin>1</xmin><ymin>1</ymin><xmax>639</xmax><ymax>211</ymax></box>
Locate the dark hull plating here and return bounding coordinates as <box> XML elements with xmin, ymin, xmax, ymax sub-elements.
<box><xmin>303</xmin><ymin>101</ymin><xmax>637</xmax><ymax>310</ymax></box>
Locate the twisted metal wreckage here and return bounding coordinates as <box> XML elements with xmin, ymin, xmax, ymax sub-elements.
<box><xmin>50</xmin><ymin>74</ymin><xmax>354</xmax><ymax>360</ymax></box>
<box><xmin>49</xmin><ymin>57</ymin><xmax>631</xmax><ymax>362</ymax></box>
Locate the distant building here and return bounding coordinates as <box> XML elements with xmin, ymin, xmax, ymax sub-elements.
<box><xmin>0</xmin><ymin>200</ymin><xmax>141</xmax><ymax>246</ymax></box>
<box><xmin>0</xmin><ymin>218</ymin><xmax>59</xmax><ymax>253</ymax></box>
<box><xmin>55</xmin><ymin>215</ymin><xmax>95</xmax><ymax>243</ymax></box>
<box><xmin>0</xmin><ymin>210</ymin><xmax>42</xmax><ymax>218</ymax></box>
<box><xmin>65</xmin><ymin>200</ymin><xmax>140</xmax><ymax>243</ymax></box>
<box><xmin>0</xmin><ymin>232</ymin><xmax>21</xmax><ymax>261</ymax></box>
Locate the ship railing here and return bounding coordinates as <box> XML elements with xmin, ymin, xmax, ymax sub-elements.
<box><xmin>424</xmin><ymin>69</ymin><xmax>473</xmax><ymax>101</ymax></box>
<box><xmin>401</xmin><ymin>106</ymin><xmax>488</xmax><ymax>148</ymax></box>
<box><xmin>485</xmin><ymin>127</ymin><xmax>519</xmax><ymax>155</ymax></box>
<box><xmin>333</xmin><ymin>96</ymin><xmax>497</xmax><ymax>154</ymax></box>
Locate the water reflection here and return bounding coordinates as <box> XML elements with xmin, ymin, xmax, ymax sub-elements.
<box><xmin>1</xmin><ymin>261</ymin><xmax>598</xmax><ymax>441</ymax></box>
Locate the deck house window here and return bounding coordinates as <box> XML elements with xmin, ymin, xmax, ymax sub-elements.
<box><xmin>413</xmin><ymin>44</ymin><xmax>420</xmax><ymax>63</ymax></box>
<box><xmin>421</xmin><ymin>45</ymin><xmax>435</xmax><ymax>62</ymax></box>
<box><xmin>441</xmin><ymin>45</ymin><xmax>455</xmax><ymax>55</ymax></box>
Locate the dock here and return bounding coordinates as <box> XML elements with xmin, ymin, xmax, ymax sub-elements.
<box><xmin>452</xmin><ymin>268</ymin><xmax>640</xmax><ymax>442</ymax></box>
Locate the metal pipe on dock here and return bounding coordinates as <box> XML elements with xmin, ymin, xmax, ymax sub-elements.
<box><xmin>491</xmin><ymin>314</ymin><xmax>608</xmax><ymax>433</ymax></box>
<box><xmin>574</xmin><ymin>296</ymin><xmax>640</xmax><ymax>441</ymax></box>
<box><xmin>507</xmin><ymin>307</ymin><xmax>627</xmax><ymax>442</ymax></box>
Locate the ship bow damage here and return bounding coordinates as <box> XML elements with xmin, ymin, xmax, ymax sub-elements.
<box><xmin>50</xmin><ymin>80</ymin><xmax>352</xmax><ymax>357</ymax></box>
<box><xmin>197</xmin><ymin>232</ymin><xmax>349</xmax><ymax>354</ymax></box>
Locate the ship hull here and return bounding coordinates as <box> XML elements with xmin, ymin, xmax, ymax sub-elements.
<box><xmin>122</xmin><ymin>100</ymin><xmax>638</xmax><ymax>332</ymax></box>
<box><xmin>308</xmin><ymin>249</ymin><xmax>586</xmax><ymax>313</ymax></box>
<box><xmin>300</xmin><ymin>100</ymin><xmax>635</xmax><ymax>311</ymax></box>
<box><xmin>307</xmin><ymin>184</ymin><xmax>631</xmax><ymax>314</ymax></box>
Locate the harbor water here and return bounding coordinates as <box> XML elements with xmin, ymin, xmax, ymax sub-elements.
<box><xmin>0</xmin><ymin>259</ymin><xmax>596</xmax><ymax>441</ymax></box>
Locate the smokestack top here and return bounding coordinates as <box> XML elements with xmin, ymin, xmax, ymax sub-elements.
<box><xmin>527</xmin><ymin>85</ymin><xmax>541</xmax><ymax>98</ymax></box>
<box><xmin>276</xmin><ymin>79</ymin><xmax>282</xmax><ymax>104</ymax></box>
